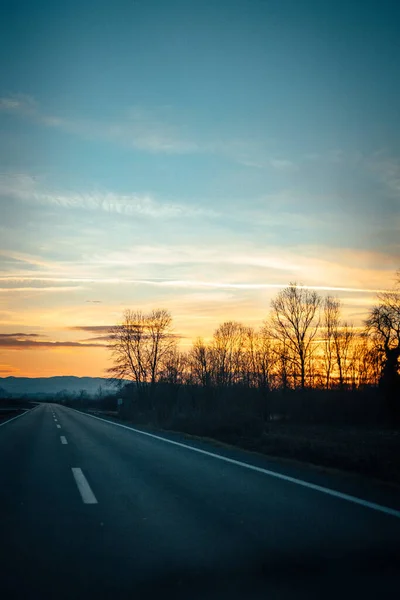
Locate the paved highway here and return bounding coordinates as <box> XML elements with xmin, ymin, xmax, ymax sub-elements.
<box><xmin>1</xmin><ymin>403</ymin><xmax>400</xmax><ymax>599</ymax></box>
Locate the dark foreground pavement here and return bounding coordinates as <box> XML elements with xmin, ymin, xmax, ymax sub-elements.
<box><xmin>1</xmin><ymin>403</ymin><xmax>400</xmax><ymax>599</ymax></box>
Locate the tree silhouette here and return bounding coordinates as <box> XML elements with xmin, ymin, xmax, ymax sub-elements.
<box><xmin>366</xmin><ymin>273</ymin><xmax>400</xmax><ymax>419</ymax></box>
<box><xmin>108</xmin><ymin>309</ymin><xmax>176</xmax><ymax>398</ymax></box>
<box><xmin>271</xmin><ymin>283</ymin><xmax>321</xmax><ymax>389</ymax></box>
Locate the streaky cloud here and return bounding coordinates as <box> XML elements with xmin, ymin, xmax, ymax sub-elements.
<box><xmin>0</xmin><ymin>275</ymin><xmax>392</xmax><ymax>295</ymax></box>
<box><xmin>0</xmin><ymin>332</ymin><xmax>108</xmax><ymax>349</ymax></box>
<box><xmin>0</xmin><ymin>173</ymin><xmax>217</xmax><ymax>219</ymax></box>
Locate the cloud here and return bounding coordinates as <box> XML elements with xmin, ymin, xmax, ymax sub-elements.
<box><xmin>0</xmin><ymin>332</ymin><xmax>107</xmax><ymax>349</ymax></box>
<box><xmin>2</xmin><ymin>274</ymin><xmax>388</xmax><ymax>295</ymax></box>
<box><xmin>69</xmin><ymin>325</ymin><xmax>114</xmax><ymax>344</ymax></box>
<box><xmin>81</xmin><ymin>335</ymin><xmax>114</xmax><ymax>343</ymax></box>
<box><xmin>0</xmin><ymin>94</ymin><xmax>37</xmax><ymax>115</ymax></box>
<box><xmin>0</xmin><ymin>268</ymin><xmax>86</xmax><ymax>293</ymax></box>
<box><xmin>70</xmin><ymin>325</ymin><xmax>113</xmax><ymax>333</ymax></box>
<box><xmin>0</xmin><ymin>94</ymin><xmax>285</xmax><ymax>166</ymax></box>
<box><xmin>0</xmin><ymin>95</ymin><xmax>201</xmax><ymax>155</ymax></box>
<box><xmin>0</xmin><ymin>333</ymin><xmax>41</xmax><ymax>338</ymax></box>
<box><xmin>0</xmin><ymin>250</ymin><xmax>55</xmax><ymax>271</ymax></box>
<box><xmin>0</xmin><ymin>252</ymin><xmax>45</xmax><ymax>273</ymax></box>
<box><xmin>0</xmin><ymin>241</ymin><xmax>397</xmax><ymax>296</ymax></box>
<box><xmin>0</xmin><ymin>363</ymin><xmax>20</xmax><ymax>374</ymax></box>
<box><xmin>367</xmin><ymin>152</ymin><xmax>400</xmax><ymax>197</ymax></box>
<box><xmin>71</xmin><ymin>104</ymin><xmax>201</xmax><ymax>154</ymax></box>
<box><xmin>97</xmin><ymin>278</ymin><xmax>389</xmax><ymax>294</ymax></box>
<box><xmin>269</xmin><ymin>159</ymin><xmax>298</xmax><ymax>171</ymax></box>
<box><xmin>70</xmin><ymin>324</ymin><xmax>183</xmax><ymax>342</ymax></box>
<box><xmin>235</xmin><ymin>157</ymin><xmax>298</xmax><ymax>170</ymax></box>
<box><xmin>0</xmin><ymin>286</ymin><xmax>84</xmax><ymax>293</ymax></box>
<box><xmin>0</xmin><ymin>173</ymin><xmax>218</xmax><ymax>219</ymax></box>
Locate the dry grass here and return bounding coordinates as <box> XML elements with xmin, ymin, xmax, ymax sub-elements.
<box><xmin>212</xmin><ymin>423</ymin><xmax>400</xmax><ymax>484</ymax></box>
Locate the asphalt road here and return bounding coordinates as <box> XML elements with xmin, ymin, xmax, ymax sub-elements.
<box><xmin>1</xmin><ymin>403</ymin><xmax>400</xmax><ymax>599</ymax></box>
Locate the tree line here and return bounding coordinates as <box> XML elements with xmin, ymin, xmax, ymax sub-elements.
<box><xmin>107</xmin><ymin>272</ymin><xmax>400</xmax><ymax>422</ymax></box>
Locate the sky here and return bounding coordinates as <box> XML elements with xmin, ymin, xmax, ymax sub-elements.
<box><xmin>0</xmin><ymin>0</ymin><xmax>399</xmax><ymax>377</ymax></box>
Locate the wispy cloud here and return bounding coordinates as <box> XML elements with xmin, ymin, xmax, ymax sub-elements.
<box><xmin>0</xmin><ymin>332</ymin><xmax>41</xmax><ymax>338</ymax></box>
<box><xmin>0</xmin><ymin>286</ymin><xmax>84</xmax><ymax>293</ymax></box>
<box><xmin>81</xmin><ymin>335</ymin><xmax>113</xmax><ymax>343</ymax></box>
<box><xmin>0</xmin><ymin>95</ymin><xmax>201</xmax><ymax>155</ymax></box>
<box><xmin>0</xmin><ymin>242</ymin><xmax>397</xmax><ymax>294</ymax></box>
<box><xmin>0</xmin><ymin>275</ymin><xmax>391</xmax><ymax>295</ymax></box>
<box><xmin>367</xmin><ymin>152</ymin><xmax>400</xmax><ymax>197</ymax></box>
<box><xmin>0</xmin><ymin>94</ymin><xmax>290</xmax><ymax>166</ymax></box>
<box><xmin>0</xmin><ymin>93</ymin><xmax>37</xmax><ymax>115</ymax></box>
<box><xmin>69</xmin><ymin>325</ymin><xmax>114</xmax><ymax>344</ymax></box>
<box><xmin>0</xmin><ymin>173</ymin><xmax>217</xmax><ymax>219</ymax></box>
<box><xmin>235</xmin><ymin>157</ymin><xmax>298</xmax><ymax>170</ymax></box>
<box><xmin>70</xmin><ymin>325</ymin><xmax>113</xmax><ymax>333</ymax></box>
<box><xmin>269</xmin><ymin>159</ymin><xmax>298</xmax><ymax>171</ymax></box>
<box><xmin>85</xmin><ymin>278</ymin><xmax>391</xmax><ymax>295</ymax></box>
<box><xmin>0</xmin><ymin>363</ymin><xmax>20</xmax><ymax>374</ymax></box>
<box><xmin>0</xmin><ymin>332</ymin><xmax>107</xmax><ymax>349</ymax></box>
<box><xmin>0</xmin><ymin>271</ymin><xmax>86</xmax><ymax>293</ymax></box>
<box><xmin>0</xmin><ymin>250</ymin><xmax>54</xmax><ymax>271</ymax></box>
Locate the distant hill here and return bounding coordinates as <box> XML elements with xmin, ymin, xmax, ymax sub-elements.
<box><xmin>0</xmin><ymin>376</ymin><xmax>124</xmax><ymax>398</ymax></box>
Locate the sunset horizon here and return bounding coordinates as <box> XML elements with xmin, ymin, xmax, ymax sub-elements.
<box><xmin>2</xmin><ymin>4</ymin><xmax>400</xmax><ymax>594</ymax></box>
<box><xmin>1</xmin><ymin>0</ymin><xmax>399</xmax><ymax>378</ymax></box>
<box><xmin>0</xmin><ymin>274</ymin><xmax>398</xmax><ymax>378</ymax></box>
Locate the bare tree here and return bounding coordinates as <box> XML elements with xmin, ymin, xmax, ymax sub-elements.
<box><xmin>272</xmin><ymin>340</ymin><xmax>291</xmax><ymax>390</ymax></box>
<box><xmin>365</xmin><ymin>272</ymin><xmax>400</xmax><ymax>417</ymax></box>
<box><xmin>333</xmin><ymin>321</ymin><xmax>355</xmax><ymax>389</ymax></box>
<box><xmin>146</xmin><ymin>309</ymin><xmax>176</xmax><ymax>390</ymax></box>
<box><xmin>189</xmin><ymin>325</ymin><xmax>272</xmax><ymax>392</ymax></box>
<box><xmin>271</xmin><ymin>283</ymin><xmax>321</xmax><ymax>389</ymax></box>
<box><xmin>212</xmin><ymin>321</ymin><xmax>248</xmax><ymax>387</ymax></box>
<box><xmin>236</xmin><ymin>326</ymin><xmax>254</xmax><ymax>387</ymax></box>
<box><xmin>159</xmin><ymin>348</ymin><xmax>187</xmax><ymax>388</ymax></box>
<box><xmin>321</xmin><ymin>296</ymin><xmax>356</xmax><ymax>389</ymax></box>
<box><xmin>249</xmin><ymin>325</ymin><xmax>274</xmax><ymax>391</ymax></box>
<box><xmin>108</xmin><ymin>308</ymin><xmax>176</xmax><ymax>395</ymax></box>
<box><xmin>189</xmin><ymin>337</ymin><xmax>213</xmax><ymax>387</ymax></box>
<box><xmin>322</xmin><ymin>296</ymin><xmax>339</xmax><ymax>388</ymax></box>
<box><xmin>348</xmin><ymin>334</ymin><xmax>379</xmax><ymax>389</ymax></box>
<box><xmin>108</xmin><ymin>310</ymin><xmax>148</xmax><ymax>389</ymax></box>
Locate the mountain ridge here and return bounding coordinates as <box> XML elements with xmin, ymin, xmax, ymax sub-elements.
<box><xmin>0</xmin><ymin>376</ymin><xmax>123</xmax><ymax>396</ymax></box>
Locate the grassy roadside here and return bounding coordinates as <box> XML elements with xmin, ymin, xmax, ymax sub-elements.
<box><xmin>199</xmin><ymin>423</ymin><xmax>400</xmax><ymax>486</ymax></box>
<box><xmin>0</xmin><ymin>399</ymin><xmax>35</xmax><ymax>424</ymax></box>
<box><xmin>0</xmin><ymin>408</ymin><xmax>24</xmax><ymax>423</ymax></box>
<box><xmin>83</xmin><ymin>407</ymin><xmax>400</xmax><ymax>487</ymax></box>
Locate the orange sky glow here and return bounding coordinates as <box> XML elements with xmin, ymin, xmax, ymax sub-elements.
<box><xmin>0</xmin><ymin>253</ymin><xmax>398</xmax><ymax>377</ymax></box>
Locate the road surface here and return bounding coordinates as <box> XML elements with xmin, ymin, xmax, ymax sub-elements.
<box><xmin>1</xmin><ymin>403</ymin><xmax>400</xmax><ymax>599</ymax></box>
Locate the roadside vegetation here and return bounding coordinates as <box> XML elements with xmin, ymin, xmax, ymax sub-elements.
<box><xmin>0</xmin><ymin>397</ymin><xmax>35</xmax><ymax>423</ymax></box>
<box><xmin>52</xmin><ymin>271</ymin><xmax>400</xmax><ymax>483</ymax></box>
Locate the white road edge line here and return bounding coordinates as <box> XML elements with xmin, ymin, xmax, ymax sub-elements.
<box><xmin>56</xmin><ymin>424</ymin><xmax>61</xmax><ymax>429</ymax></box>
<box><xmin>65</xmin><ymin>406</ymin><xmax>400</xmax><ymax>520</ymax></box>
<box><xmin>71</xmin><ymin>468</ymin><xmax>98</xmax><ymax>504</ymax></box>
<box><xmin>60</xmin><ymin>436</ymin><xmax>68</xmax><ymax>445</ymax></box>
<box><xmin>0</xmin><ymin>405</ymin><xmax>38</xmax><ymax>428</ymax></box>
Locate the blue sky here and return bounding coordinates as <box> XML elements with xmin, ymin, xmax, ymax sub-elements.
<box><xmin>0</xmin><ymin>0</ymin><xmax>399</xmax><ymax>376</ymax></box>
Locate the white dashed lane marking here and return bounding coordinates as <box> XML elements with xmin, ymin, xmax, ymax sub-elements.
<box><xmin>71</xmin><ymin>407</ymin><xmax>400</xmax><ymax>520</ymax></box>
<box><xmin>71</xmin><ymin>468</ymin><xmax>98</xmax><ymax>504</ymax></box>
